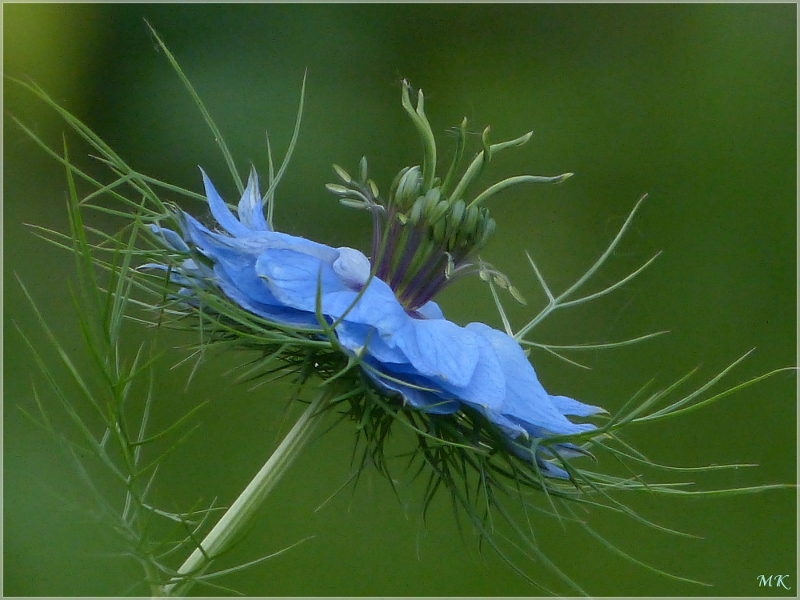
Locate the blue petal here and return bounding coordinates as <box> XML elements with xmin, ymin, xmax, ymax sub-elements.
<box><xmin>212</xmin><ymin>262</ymin><xmax>322</xmax><ymax>327</ymax></box>
<box><xmin>181</xmin><ymin>259</ymin><xmax>213</xmax><ymax>279</ymax></box>
<box><xmin>182</xmin><ymin>211</ymin><xmax>256</xmax><ymax>256</ymax></box>
<box><xmin>438</xmin><ymin>332</ymin><xmax>505</xmax><ymax>411</ymax></box>
<box><xmin>363</xmin><ymin>362</ymin><xmax>460</xmax><ymax>415</ymax></box>
<box><xmin>139</xmin><ymin>257</ymin><xmax>211</xmax><ymax>287</ymax></box>
<box><xmin>416</xmin><ymin>300</ymin><xmax>444</xmax><ymax>320</ymax></box>
<box><xmin>255</xmin><ymin>248</ymin><xmax>348</xmax><ymax>310</ymax></box>
<box><xmin>149</xmin><ymin>224</ymin><xmax>190</xmax><ymax>253</ymax></box>
<box><xmin>322</xmin><ymin>278</ymin><xmax>480</xmax><ymax>388</ymax></box>
<box><xmin>321</xmin><ymin>278</ymin><xmax>408</xmax><ymax>338</ymax></box>
<box><xmin>214</xmin><ymin>253</ymin><xmax>284</xmax><ymax>307</ymax></box>
<box><xmin>466</xmin><ymin>323</ymin><xmax>594</xmax><ymax>437</ymax></box>
<box><xmin>506</xmin><ymin>439</ymin><xmax>572</xmax><ymax>479</ymax></box>
<box><xmin>334</xmin><ymin>320</ymin><xmax>410</xmax><ymax>366</ymax></box>
<box><xmin>390</xmin><ymin>319</ymin><xmax>480</xmax><ymax>388</ymax></box>
<box><xmin>538</xmin><ymin>441</ymin><xmax>591</xmax><ymax>459</ymax></box>
<box><xmin>182</xmin><ymin>209</ymin><xmax>340</xmax><ymax>267</ymax></box>
<box><xmin>482</xmin><ymin>410</ymin><xmax>529</xmax><ymax>438</ymax></box>
<box><xmin>237</xmin><ymin>168</ymin><xmax>271</xmax><ymax>232</ymax></box>
<box><xmin>332</xmin><ymin>247</ymin><xmax>371</xmax><ymax>290</ymax></box>
<box><xmin>139</xmin><ymin>263</ymin><xmax>191</xmax><ymax>286</ymax></box>
<box><xmin>550</xmin><ymin>395</ymin><xmax>607</xmax><ymax>417</ymax></box>
<box><xmin>537</xmin><ymin>459</ymin><xmax>571</xmax><ymax>479</ymax></box>
<box><xmin>200</xmin><ymin>168</ymin><xmax>252</xmax><ymax>238</ymax></box>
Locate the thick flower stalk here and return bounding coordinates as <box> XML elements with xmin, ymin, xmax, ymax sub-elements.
<box><xmin>148</xmin><ymin>82</ymin><xmax>602</xmax><ymax>481</ymax></box>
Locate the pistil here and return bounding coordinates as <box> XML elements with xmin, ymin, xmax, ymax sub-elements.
<box><xmin>326</xmin><ymin>80</ymin><xmax>572</xmax><ymax>314</ymax></box>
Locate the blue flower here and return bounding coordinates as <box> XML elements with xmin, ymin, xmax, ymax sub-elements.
<box><xmin>149</xmin><ymin>167</ymin><xmax>605</xmax><ymax>478</ymax></box>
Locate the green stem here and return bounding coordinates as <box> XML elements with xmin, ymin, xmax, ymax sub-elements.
<box><xmin>160</xmin><ymin>390</ymin><xmax>329</xmax><ymax>597</ymax></box>
<box><xmin>146</xmin><ymin>560</ymin><xmax>166</xmax><ymax>597</ymax></box>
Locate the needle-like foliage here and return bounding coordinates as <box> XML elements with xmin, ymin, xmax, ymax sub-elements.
<box><xmin>10</xmin><ymin>24</ymin><xmax>795</xmax><ymax>596</ymax></box>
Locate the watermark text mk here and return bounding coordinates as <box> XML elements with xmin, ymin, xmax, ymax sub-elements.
<box><xmin>757</xmin><ymin>575</ymin><xmax>791</xmax><ymax>590</ymax></box>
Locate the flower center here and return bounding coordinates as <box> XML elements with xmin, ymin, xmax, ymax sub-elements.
<box><xmin>326</xmin><ymin>81</ymin><xmax>572</xmax><ymax>312</ymax></box>
<box><xmin>373</xmin><ymin>170</ymin><xmax>495</xmax><ymax>310</ymax></box>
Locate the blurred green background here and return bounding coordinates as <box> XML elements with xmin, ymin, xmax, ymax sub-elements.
<box><xmin>4</xmin><ymin>4</ymin><xmax>796</xmax><ymax>596</ymax></box>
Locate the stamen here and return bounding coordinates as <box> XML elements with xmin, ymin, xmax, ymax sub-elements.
<box><xmin>327</xmin><ymin>83</ymin><xmax>572</xmax><ymax>313</ymax></box>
